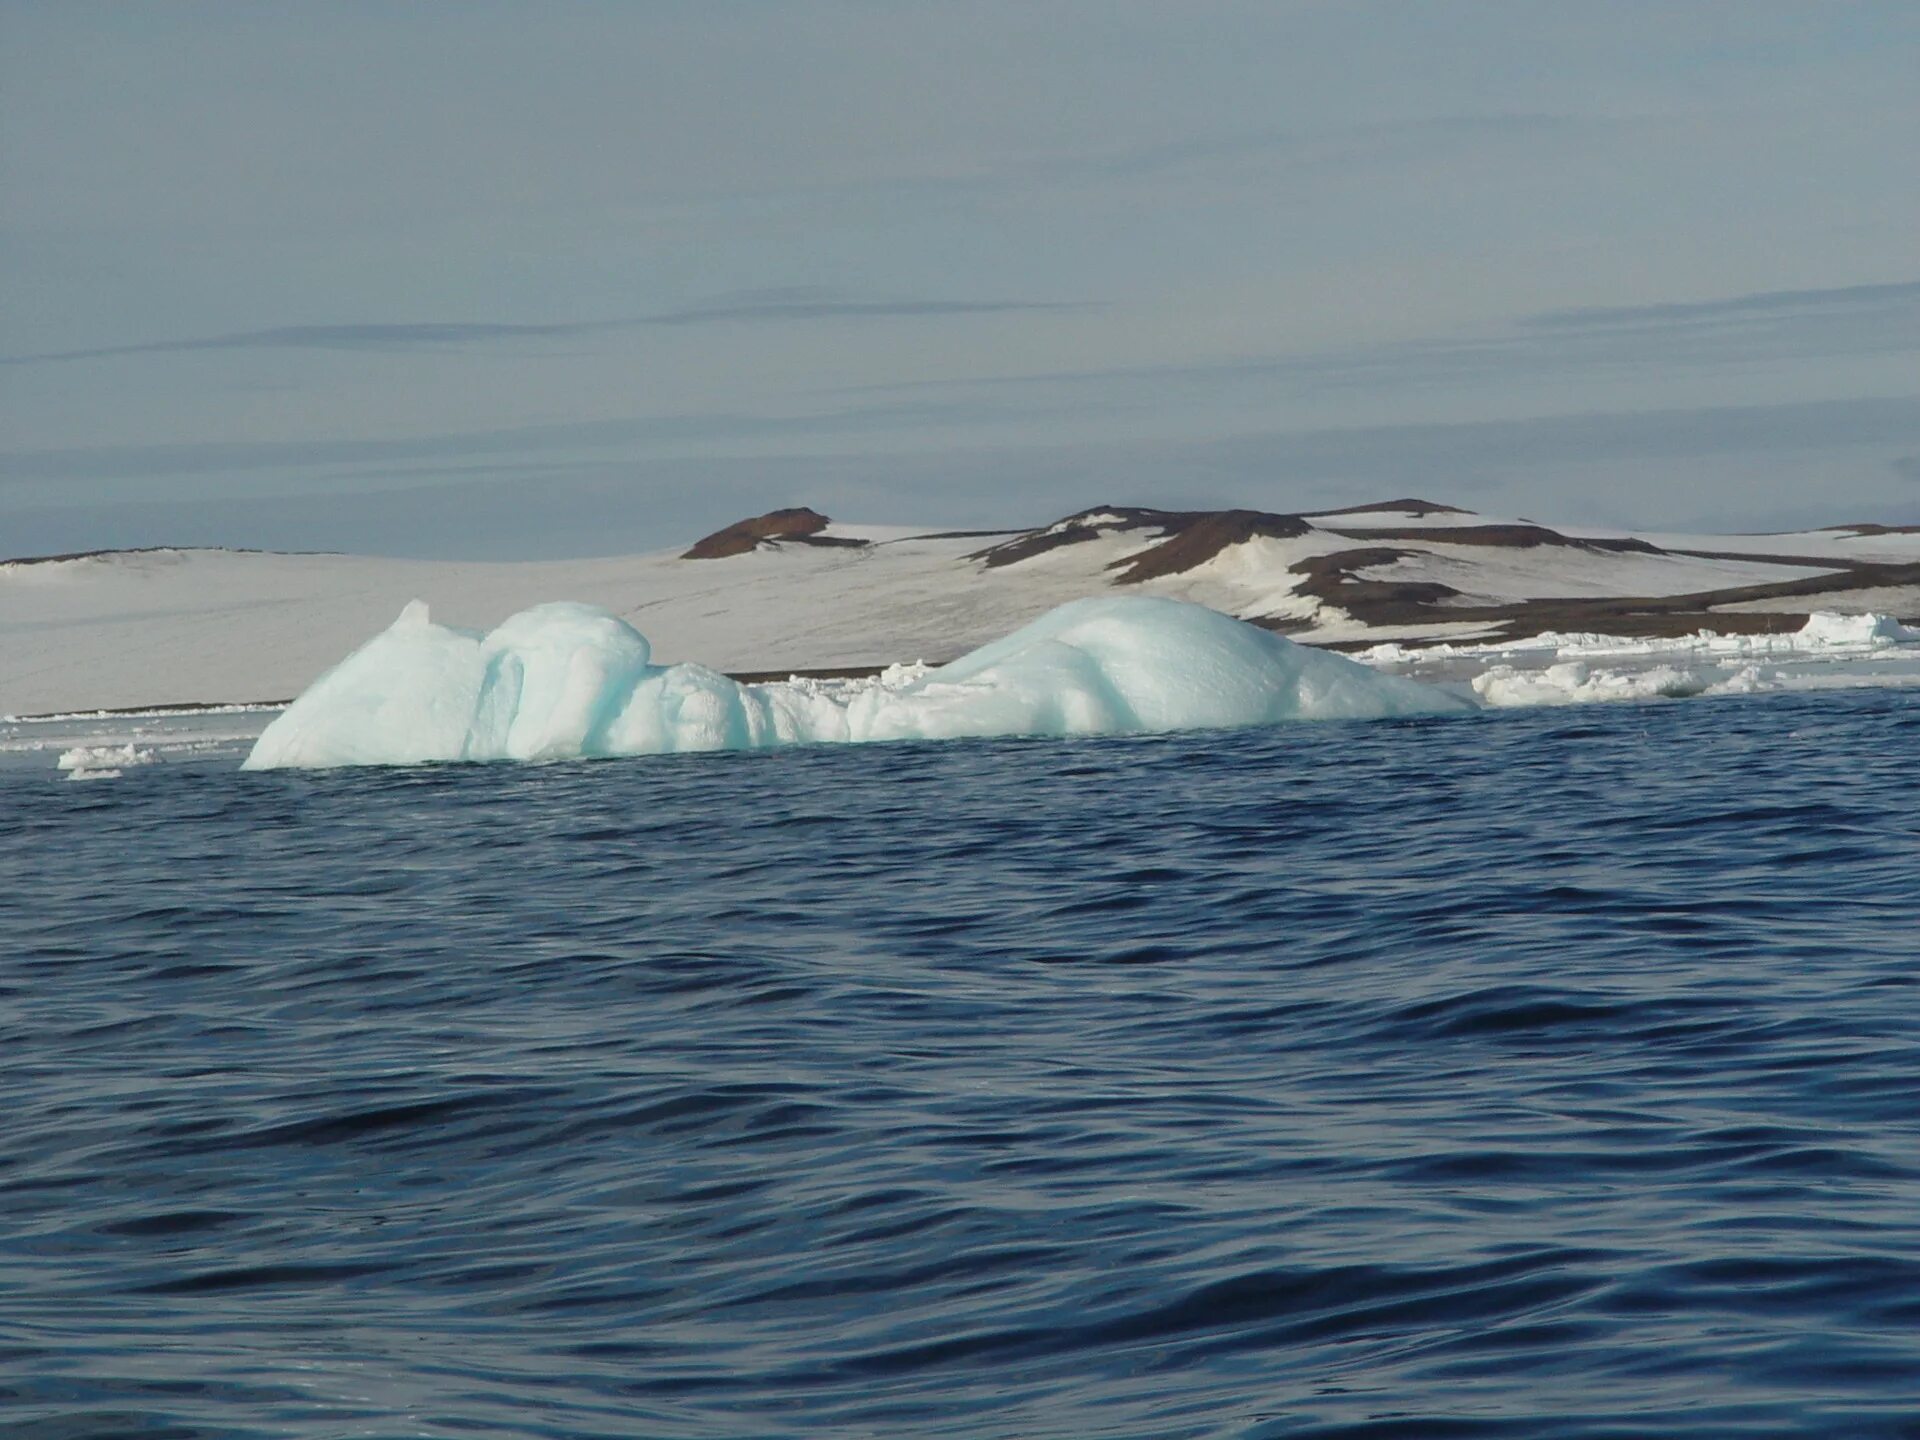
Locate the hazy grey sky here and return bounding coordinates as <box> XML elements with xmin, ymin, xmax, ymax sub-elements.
<box><xmin>3</xmin><ymin>1</ymin><xmax>1916</xmax><ymax>557</ymax></box>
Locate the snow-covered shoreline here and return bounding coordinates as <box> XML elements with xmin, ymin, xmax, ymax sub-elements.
<box><xmin>5</xmin><ymin>604</ymin><xmax>1915</xmax><ymax>782</ymax></box>
<box><xmin>1358</xmin><ymin>610</ymin><xmax>1920</xmax><ymax>708</ymax></box>
<box><xmin>5</xmin><ymin>501</ymin><xmax>1916</xmax><ymax>721</ymax></box>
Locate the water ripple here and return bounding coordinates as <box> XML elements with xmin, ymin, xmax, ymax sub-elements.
<box><xmin>2</xmin><ymin>691</ymin><xmax>1917</xmax><ymax>1437</ymax></box>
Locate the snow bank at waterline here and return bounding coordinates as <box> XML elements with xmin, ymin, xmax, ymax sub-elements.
<box><xmin>1359</xmin><ymin>610</ymin><xmax>1920</xmax><ymax>666</ymax></box>
<box><xmin>243</xmin><ymin>596</ymin><xmax>1472</xmax><ymax>770</ymax></box>
<box><xmin>1385</xmin><ymin>611</ymin><xmax>1920</xmax><ymax>708</ymax></box>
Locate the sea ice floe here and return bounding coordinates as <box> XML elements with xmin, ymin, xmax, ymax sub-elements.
<box><xmin>1471</xmin><ymin>662</ymin><xmax>1709</xmax><ymax>708</ymax></box>
<box><xmin>243</xmin><ymin>595</ymin><xmax>1471</xmax><ymax>770</ymax></box>
<box><xmin>1792</xmin><ymin>611</ymin><xmax>1920</xmax><ymax>648</ymax></box>
<box><xmin>1374</xmin><ymin>610</ymin><xmax>1920</xmax><ymax>709</ymax></box>
<box><xmin>1357</xmin><ymin>610</ymin><xmax>1920</xmax><ymax>666</ymax></box>
<box><xmin>57</xmin><ymin>742</ymin><xmax>158</xmax><ymax>781</ymax></box>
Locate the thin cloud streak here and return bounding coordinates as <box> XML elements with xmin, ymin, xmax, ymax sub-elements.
<box><xmin>0</xmin><ymin>395</ymin><xmax>1088</xmax><ymax>486</ymax></box>
<box><xmin>8</xmin><ymin>393</ymin><xmax>1913</xmax><ymax>493</ymax></box>
<box><xmin>777</xmin><ymin>111</ymin><xmax>1598</xmax><ymax>205</ymax></box>
<box><xmin>1529</xmin><ymin>280</ymin><xmax>1920</xmax><ymax>329</ymax></box>
<box><xmin>0</xmin><ymin>291</ymin><xmax>1088</xmax><ymax>366</ymax></box>
<box><xmin>839</xmin><ymin>279</ymin><xmax>1920</xmax><ymax>400</ymax></box>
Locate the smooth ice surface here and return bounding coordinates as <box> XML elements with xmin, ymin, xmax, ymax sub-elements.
<box><xmin>244</xmin><ymin>596</ymin><xmax>1471</xmax><ymax>769</ymax></box>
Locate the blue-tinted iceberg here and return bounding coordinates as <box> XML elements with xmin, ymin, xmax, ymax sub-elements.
<box><xmin>242</xmin><ymin>595</ymin><xmax>1471</xmax><ymax>770</ymax></box>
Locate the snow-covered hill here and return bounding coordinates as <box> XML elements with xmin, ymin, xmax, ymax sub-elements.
<box><xmin>5</xmin><ymin>499</ymin><xmax>1919</xmax><ymax>716</ymax></box>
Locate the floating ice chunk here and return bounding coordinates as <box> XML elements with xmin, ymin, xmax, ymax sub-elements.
<box><xmin>1471</xmin><ymin>661</ymin><xmax>1709</xmax><ymax>708</ymax></box>
<box><xmin>1354</xmin><ymin>641</ymin><xmax>1417</xmax><ymax>664</ymax></box>
<box><xmin>57</xmin><ymin>742</ymin><xmax>157</xmax><ymax>770</ymax></box>
<box><xmin>1357</xmin><ymin>610</ymin><xmax>1920</xmax><ymax>672</ymax></box>
<box><xmin>57</xmin><ymin>742</ymin><xmax>158</xmax><ymax>781</ymax></box>
<box><xmin>1707</xmin><ymin>665</ymin><xmax>1785</xmax><ymax>696</ymax></box>
<box><xmin>1795</xmin><ymin>611</ymin><xmax>1920</xmax><ymax>648</ymax></box>
<box><xmin>245</xmin><ymin>595</ymin><xmax>1472</xmax><ymax>770</ymax></box>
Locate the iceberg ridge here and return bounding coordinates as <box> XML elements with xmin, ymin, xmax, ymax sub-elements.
<box><xmin>243</xmin><ymin>596</ymin><xmax>1471</xmax><ymax>770</ymax></box>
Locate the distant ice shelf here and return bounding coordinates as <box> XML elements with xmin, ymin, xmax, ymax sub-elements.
<box><xmin>243</xmin><ymin>596</ymin><xmax>1472</xmax><ymax>770</ymax></box>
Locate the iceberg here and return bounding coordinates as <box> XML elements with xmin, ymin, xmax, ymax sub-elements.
<box><xmin>242</xmin><ymin>595</ymin><xmax>1473</xmax><ymax>770</ymax></box>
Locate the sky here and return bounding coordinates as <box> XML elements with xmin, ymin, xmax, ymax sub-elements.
<box><xmin>2</xmin><ymin>1</ymin><xmax>1917</xmax><ymax>559</ymax></box>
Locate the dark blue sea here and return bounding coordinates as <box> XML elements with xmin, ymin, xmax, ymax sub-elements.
<box><xmin>4</xmin><ymin>691</ymin><xmax>1918</xmax><ymax>1439</ymax></box>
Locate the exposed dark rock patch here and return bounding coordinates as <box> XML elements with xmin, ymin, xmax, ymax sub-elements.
<box><xmin>1287</xmin><ymin>549</ymin><xmax>1920</xmax><ymax>649</ymax></box>
<box><xmin>687</xmin><ymin>498</ymin><xmax>1917</xmax><ymax>651</ymax></box>
<box><xmin>1106</xmin><ymin>510</ymin><xmax>1314</xmax><ymax>585</ymax></box>
<box><xmin>1</xmin><ymin>545</ymin><xmax>331</xmax><ymax>567</ymax></box>
<box><xmin>1322</xmin><ymin>523</ymin><xmax>1663</xmax><ymax>555</ymax></box>
<box><xmin>1307</xmin><ymin>609</ymin><xmax>1813</xmax><ymax>651</ymax></box>
<box><xmin>1661</xmin><ymin>547</ymin><xmax>1843</xmax><ymax>570</ymax></box>
<box><xmin>682</xmin><ymin>507</ymin><xmax>865</xmax><ymax>560</ymax></box>
<box><xmin>12</xmin><ymin>696</ymin><xmax>296</xmax><ymax>720</ymax></box>
<box><xmin>1305</xmin><ymin>497</ymin><xmax>1473</xmax><ymax>519</ymax></box>
<box><xmin>912</xmin><ymin>529</ymin><xmax>1030</xmax><ymax>542</ymax></box>
<box><xmin>725</xmin><ymin>663</ymin><xmax>894</xmax><ymax>685</ymax></box>
<box><xmin>975</xmin><ymin>505</ymin><xmax>1318</xmax><ymax>579</ymax></box>
<box><xmin>970</xmin><ymin>506</ymin><xmax>1174</xmax><ymax>568</ymax></box>
<box><xmin>1288</xmin><ymin>548</ymin><xmax>1464</xmax><ymax>612</ymax></box>
<box><xmin>1635</xmin><ymin>559</ymin><xmax>1920</xmax><ymax>614</ymax></box>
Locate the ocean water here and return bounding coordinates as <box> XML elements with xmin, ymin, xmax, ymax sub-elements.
<box><xmin>3</xmin><ymin>691</ymin><xmax>1917</xmax><ymax>1440</ymax></box>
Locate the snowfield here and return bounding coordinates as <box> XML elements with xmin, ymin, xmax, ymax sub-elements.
<box><xmin>4</xmin><ymin>501</ymin><xmax>1919</xmax><ymax>729</ymax></box>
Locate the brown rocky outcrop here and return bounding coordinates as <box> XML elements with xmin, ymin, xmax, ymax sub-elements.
<box><xmin>682</xmin><ymin>507</ymin><xmax>866</xmax><ymax>559</ymax></box>
<box><xmin>1105</xmin><ymin>510</ymin><xmax>1314</xmax><ymax>584</ymax></box>
<box><xmin>1305</xmin><ymin>497</ymin><xmax>1473</xmax><ymax>519</ymax></box>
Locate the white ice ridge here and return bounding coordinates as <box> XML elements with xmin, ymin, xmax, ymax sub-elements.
<box><xmin>1358</xmin><ymin>610</ymin><xmax>1920</xmax><ymax>666</ymax></box>
<box><xmin>1366</xmin><ymin>610</ymin><xmax>1920</xmax><ymax>709</ymax></box>
<box><xmin>243</xmin><ymin>596</ymin><xmax>1472</xmax><ymax>769</ymax></box>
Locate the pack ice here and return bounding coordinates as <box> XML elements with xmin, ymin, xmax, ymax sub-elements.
<box><xmin>242</xmin><ymin>596</ymin><xmax>1471</xmax><ymax>770</ymax></box>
